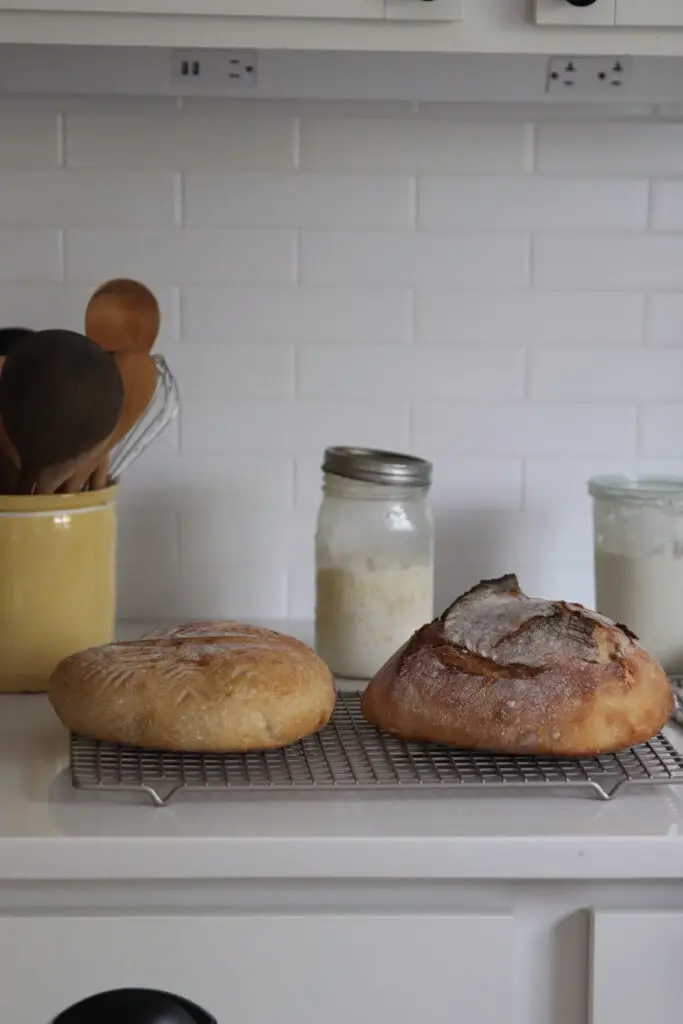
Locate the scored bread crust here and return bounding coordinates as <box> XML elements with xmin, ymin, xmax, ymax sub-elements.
<box><xmin>49</xmin><ymin>622</ymin><xmax>336</xmax><ymax>752</ymax></box>
<box><xmin>361</xmin><ymin>575</ymin><xmax>675</xmax><ymax>757</ymax></box>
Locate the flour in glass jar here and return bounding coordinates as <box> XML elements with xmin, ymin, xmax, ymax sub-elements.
<box><xmin>315</xmin><ymin>559</ymin><xmax>434</xmax><ymax>680</ymax></box>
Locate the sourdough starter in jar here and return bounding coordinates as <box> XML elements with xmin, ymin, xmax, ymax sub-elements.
<box><xmin>589</xmin><ymin>476</ymin><xmax>683</xmax><ymax>673</ymax></box>
<box><xmin>315</xmin><ymin>448</ymin><xmax>434</xmax><ymax>680</ymax></box>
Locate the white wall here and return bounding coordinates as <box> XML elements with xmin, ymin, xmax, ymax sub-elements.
<box><xmin>1</xmin><ymin>94</ymin><xmax>683</xmax><ymax>621</ymax></box>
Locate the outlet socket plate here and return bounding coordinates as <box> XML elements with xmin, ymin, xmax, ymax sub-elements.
<box><xmin>170</xmin><ymin>49</ymin><xmax>258</xmax><ymax>93</ymax></box>
<box><xmin>546</xmin><ymin>55</ymin><xmax>631</xmax><ymax>96</ymax></box>
<box><xmin>534</xmin><ymin>0</ymin><xmax>616</xmax><ymax>26</ymax></box>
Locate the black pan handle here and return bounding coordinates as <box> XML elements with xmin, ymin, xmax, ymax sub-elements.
<box><xmin>52</xmin><ymin>988</ymin><xmax>217</xmax><ymax>1024</ymax></box>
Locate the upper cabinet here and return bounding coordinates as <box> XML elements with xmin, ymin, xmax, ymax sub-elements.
<box><xmin>1</xmin><ymin>0</ymin><xmax>683</xmax><ymax>54</ymax></box>
<box><xmin>0</xmin><ymin>0</ymin><xmax>382</xmax><ymax>14</ymax></box>
<box><xmin>0</xmin><ymin>0</ymin><xmax>462</xmax><ymax>17</ymax></box>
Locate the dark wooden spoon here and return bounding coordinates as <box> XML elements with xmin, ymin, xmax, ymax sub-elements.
<box><xmin>0</xmin><ymin>326</ymin><xmax>35</xmax><ymax>357</ymax></box>
<box><xmin>85</xmin><ymin>278</ymin><xmax>161</xmax><ymax>354</ymax></box>
<box><xmin>0</xmin><ymin>329</ymin><xmax>124</xmax><ymax>495</ymax></box>
<box><xmin>0</xmin><ymin>327</ymin><xmax>36</xmax><ymax>478</ymax></box>
<box><xmin>62</xmin><ymin>352</ymin><xmax>158</xmax><ymax>492</ymax></box>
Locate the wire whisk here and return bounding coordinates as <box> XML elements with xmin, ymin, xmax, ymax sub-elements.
<box><xmin>109</xmin><ymin>354</ymin><xmax>179</xmax><ymax>480</ymax></box>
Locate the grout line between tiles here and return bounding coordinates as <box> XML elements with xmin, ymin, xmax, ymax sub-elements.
<box><xmin>293</xmin><ymin>116</ymin><xmax>301</xmax><ymax>170</ymax></box>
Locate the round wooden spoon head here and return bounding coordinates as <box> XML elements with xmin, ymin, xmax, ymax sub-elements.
<box><xmin>0</xmin><ymin>326</ymin><xmax>35</xmax><ymax>357</ymax></box>
<box><xmin>85</xmin><ymin>278</ymin><xmax>161</xmax><ymax>354</ymax></box>
<box><xmin>62</xmin><ymin>352</ymin><xmax>158</xmax><ymax>493</ymax></box>
<box><xmin>0</xmin><ymin>329</ymin><xmax>124</xmax><ymax>495</ymax></box>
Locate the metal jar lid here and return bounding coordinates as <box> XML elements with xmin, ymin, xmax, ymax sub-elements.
<box><xmin>322</xmin><ymin>447</ymin><xmax>432</xmax><ymax>487</ymax></box>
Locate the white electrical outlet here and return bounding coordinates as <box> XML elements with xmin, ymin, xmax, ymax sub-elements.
<box><xmin>534</xmin><ymin>0</ymin><xmax>616</xmax><ymax>26</ymax></box>
<box><xmin>546</xmin><ymin>56</ymin><xmax>631</xmax><ymax>96</ymax></box>
<box><xmin>170</xmin><ymin>49</ymin><xmax>258</xmax><ymax>93</ymax></box>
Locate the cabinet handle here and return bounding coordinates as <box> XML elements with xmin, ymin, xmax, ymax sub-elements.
<box><xmin>565</xmin><ymin>0</ymin><xmax>598</xmax><ymax>6</ymax></box>
<box><xmin>52</xmin><ymin>988</ymin><xmax>217</xmax><ymax>1024</ymax></box>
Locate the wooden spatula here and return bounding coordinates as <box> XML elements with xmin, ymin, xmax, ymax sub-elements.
<box><xmin>62</xmin><ymin>352</ymin><xmax>158</xmax><ymax>492</ymax></box>
<box><xmin>85</xmin><ymin>279</ymin><xmax>161</xmax><ymax>354</ymax></box>
<box><xmin>0</xmin><ymin>329</ymin><xmax>124</xmax><ymax>495</ymax></box>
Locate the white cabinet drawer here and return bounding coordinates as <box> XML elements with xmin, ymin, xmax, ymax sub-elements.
<box><xmin>0</xmin><ymin>912</ymin><xmax>514</xmax><ymax>1023</ymax></box>
<box><xmin>617</xmin><ymin>0</ymin><xmax>683</xmax><ymax>26</ymax></box>
<box><xmin>0</xmin><ymin>0</ymin><xmax>385</xmax><ymax>16</ymax></box>
<box><xmin>592</xmin><ymin>911</ymin><xmax>683</xmax><ymax>1023</ymax></box>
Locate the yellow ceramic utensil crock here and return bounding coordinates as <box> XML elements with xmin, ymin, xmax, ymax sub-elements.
<box><xmin>0</xmin><ymin>485</ymin><xmax>117</xmax><ymax>692</ymax></box>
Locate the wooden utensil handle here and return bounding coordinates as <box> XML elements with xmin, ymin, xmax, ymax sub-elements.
<box><xmin>89</xmin><ymin>454</ymin><xmax>110</xmax><ymax>490</ymax></box>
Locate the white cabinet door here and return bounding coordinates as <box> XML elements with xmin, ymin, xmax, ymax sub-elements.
<box><xmin>592</xmin><ymin>911</ymin><xmax>683</xmax><ymax>1023</ymax></box>
<box><xmin>0</xmin><ymin>913</ymin><xmax>514</xmax><ymax>1024</ymax></box>
<box><xmin>0</xmin><ymin>0</ymin><xmax>385</xmax><ymax>16</ymax></box>
<box><xmin>617</xmin><ymin>0</ymin><xmax>683</xmax><ymax>26</ymax></box>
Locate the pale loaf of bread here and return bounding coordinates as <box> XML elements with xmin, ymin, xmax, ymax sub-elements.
<box><xmin>49</xmin><ymin>622</ymin><xmax>336</xmax><ymax>752</ymax></box>
<box><xmin>361</xmin><ymin>575</ymin><xmax>674</xmax><ymax>757</ymax></box>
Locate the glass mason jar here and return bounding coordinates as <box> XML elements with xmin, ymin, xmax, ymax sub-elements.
<box><xmin>315</xmin><ymin>447</ymin><xmax>434</xmax><ymax>680</ymax></box>
<box><xmin>588</xmin><ymin>475</ymin><xmax>683</xmax><ymax>673</ymax></box>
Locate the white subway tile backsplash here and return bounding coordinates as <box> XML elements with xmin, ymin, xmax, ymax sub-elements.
<box><xmin>416</xmin><ymin>290</ymin><xmax>644</xmax><ymax>346</ymax></box>
<box><xmin>118</xmin><ymin>562</ymin><xmax>289</xmax><ymax>620</ymax></box>
<box><xmin>651</xmin><ymin>181</ymin><xmax>683</xmax><ymax>230</ymax></box>
<box><xmin>300</xmin><ymin>118</ymin><xmax>532</xmax><ymax>174</ymax></box>
<box><xmin>646</xmin><ymin>294</ymin><xmax>683</xmax><ymax>346</ymax></box>
<box><xmin>179</xmin><ymin>505</ymin><xmax>308</xmax><ymax>569</ymax></box>
<box><xmin>181</xmin><ymin>285</ymin><xmax>413</xmax><ymax>346</ymax></box>
<box><xmin>3</xmin><ymin>97</ymin><xmax>681</xmax><ymax>621</ymax></box>
<box><xmin>536</xmin><ymin>123</ymin><xmax>683</xmax><ymax>175</ymax></box>
<box><xmin>181</xmin><ymin>399</ymin><xmax>410</xmax><ymax>455</ymax></box>
<box><xmin>435</xmin><ymin>507</ymin><xmax>593</xmax><ymax>570</ymax></box>
<box><xmin>301</xmin><ymin>231</ymin><xmax>530</xmax><ymax>288</ymax></box>
<box><xmin>418</xmin><ymin>177</ymin><xmax>648</xmax><ymax>231</ymax></box>
<box><xmin>117</xmin><ymin>501</ymin><xmax>180</xmax><ymax>568</ymax></box>
<box><xmin>169</xmin><ymin>343</ymin><xmax>295</xmax><ymax>398</ymax></box>
<box><xmin>0</xmin><ymin>111</ymin><xmax>60</xmax><ymax>168</ymax></box>
<box><xmin>639</xmin><ymin>406</ymin><xmax>683</xmax><ymax>457</ymax></box>
<box><xmin>0</xmin><ymin>229</ymin><xmax>62</xmax><ymax>282</ymax></box>
<box><xmin>184</xmin><ymin>172</ymin><xmax>414</xmax><ymax>230</ymax></box>
<box><xmin>529</xmin><ymin>349</ymin><xmax>683</xmax><ymax>401</ymax></box>
<box><xmin>122</xmin><ymin>453</ymin><xmax>294</xmax><ymax>509</ymax></box>
<box><xmin>534</xmin><ymin>235</ymin><xmax>683</xmax><ymax>290</ymax></box>
<box><xmin>66</xmin><ymin>112</ymin><xmax>296</xmax><ymax>170</ymax></box>
<box><xmin>65</xmin><ymin>228</ymin><xmax>296</xmax><ymax>284</ymax></box>
<box><xmin>0</xmin><ymin>171</ymin><xmax>178</xmax><ymax>228</ymax></box>
<box><xmin>297</xmin><ymin>345</ymin><xmax>524</xmax><ymax>400</ymax></box>
<box><xmin>432</xmin><ymin>458</ymin><xmax>524</xmax><ymax>510</ymax></box>
<box><xmin>412</xmin><ymin>403</ymin><xmax>637</xmax><ymax>456</ymax></box>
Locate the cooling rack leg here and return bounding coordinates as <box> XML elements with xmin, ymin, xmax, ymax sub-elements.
<box><xmin>589</xmin><ymin>778</ymin><xmax>627</xmax><ymax>801</ymax></box>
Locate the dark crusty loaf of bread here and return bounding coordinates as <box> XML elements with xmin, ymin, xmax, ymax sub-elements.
<box><xmin>361</xmin><ymin>575</ymin><xmax>674</xmax><ymax>757</ymax></box>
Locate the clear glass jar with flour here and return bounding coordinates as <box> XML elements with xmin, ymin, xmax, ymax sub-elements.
<box><xmin>589</xmin><ymin>475</ymin><xmax>683</xmax><ymax>673</ymax></box>
<box><xmin>315</xmin><ymin>447</ymin><xmax>434</xmax><ymax>680</ymax></box>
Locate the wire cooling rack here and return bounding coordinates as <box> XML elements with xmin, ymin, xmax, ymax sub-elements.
<box><xmin>69</xmin><ymin>691</ymin><xmax>683</xmax><ymax>806</ymax></box>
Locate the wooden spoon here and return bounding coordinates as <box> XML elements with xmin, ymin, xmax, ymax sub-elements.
<box><xmin>0</xmin><ymin>329</ymin><xmax>124</xmax><ymax>496</ymax></box>
<box><xmin>62</xmin><ymin>352</ymin><xmax>158</xmax><ymax>492</ymax></box>
<box><xmin>85</xmin><ymin>279</ymin><xmax>161</xmax><ymax>354</ymax></box>
<box><xmin>0</xmin><ymin>326</ymin><xmax>35</xmax><ymax>358</ymax></box>
<box><xmin>0</xmin><ymin>328</ymin><xmax>36</xmax><ymax>476</ymax></box>
<box><xmin>34</xmin><ymin>430</ymin><xmax>117</xmax><ymax>496</ymax></box>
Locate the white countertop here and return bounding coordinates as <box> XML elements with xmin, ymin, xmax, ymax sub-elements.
<box><xmin>2</xmin><ymin>620</ymin><xmax>683</xmax><ymax>884</ymax></box>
